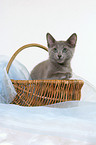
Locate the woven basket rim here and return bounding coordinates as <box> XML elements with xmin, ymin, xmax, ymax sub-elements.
<box><xmin>11</xmin><ymin>79</ymin><xmax>84</xmax><ymax>84</ymax></box>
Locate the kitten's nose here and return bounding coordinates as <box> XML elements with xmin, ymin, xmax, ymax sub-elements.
<box><xmin>58</xmin><ymin>55</ymin><xmax>62</xmax><ymax>59</ymax></box>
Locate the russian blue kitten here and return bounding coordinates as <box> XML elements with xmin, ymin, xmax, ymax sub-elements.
<box><xmin>30</xmin><ymin>33</ymin><xmax>77</xmax><ymax>80</ymax></box>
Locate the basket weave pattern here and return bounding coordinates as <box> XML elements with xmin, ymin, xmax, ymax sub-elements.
<box><xmin>11</xmin><ymin>80</ymin><xmax>84</xmax><ymax>106</ymax></box>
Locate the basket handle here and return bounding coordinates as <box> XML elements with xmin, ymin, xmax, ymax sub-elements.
<box><xmin>6</xmin><ymin>43</ymin><xmax>48</xmax><ymax>73</ymax></box>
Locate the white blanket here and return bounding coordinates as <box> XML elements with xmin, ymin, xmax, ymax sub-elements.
<box><xmin>0</xmin><ymin>80</ymin><xmax>96</xmax><ymax>145</ymax></box>
<box><xmin>0</xmin><ymin>56</ymin><xmax>96</xmax><ymax>145</ymax></box>
<box><xmin>0</xmin><ymin>101</ymin><xmax>96</xmax><ymax>145</ymax></box>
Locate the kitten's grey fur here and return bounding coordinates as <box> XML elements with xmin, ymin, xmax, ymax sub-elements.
<box><xmin>30</xmin><ymin>33</ymin><xmax>77</xmax><ymax>80</ymax></box>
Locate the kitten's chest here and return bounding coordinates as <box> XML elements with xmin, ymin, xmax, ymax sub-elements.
<box><xmin>49</xmin><ymin>63</ymin><xmax>70</xmax><ymax>72</ymax></box>
<box><xmin>47</xmin><ymin>63</ymin><xmax>71</xmax><ymax>79</ymax></box>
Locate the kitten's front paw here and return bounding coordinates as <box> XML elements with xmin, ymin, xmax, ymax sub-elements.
<box><xmin>61</xmin><ymin>76</ymin><xmax>67</xmax><ymax>80</ymax></box>
<box><xmin>61</xmin><ymin>73</ymin><xmax>72</xmax><ymax>80</ymax></box>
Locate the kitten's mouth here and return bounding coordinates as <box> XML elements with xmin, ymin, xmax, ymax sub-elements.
<box><xmin>57</xmin><ymin>58</ymin><xmax>64</xmax><ymax>64</ymax></box>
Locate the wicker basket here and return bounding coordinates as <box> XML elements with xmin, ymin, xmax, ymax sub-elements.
<box><xmin>6</xmin><ymin>43</ymin><xmax>84</xmax><ymax>106</ymax></box>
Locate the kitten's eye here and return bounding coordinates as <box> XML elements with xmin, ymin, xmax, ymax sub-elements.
<box><xmin>62</xmin><ymin>48</ymin><xmax>67</xmax><ymax>53</ymax></box>
<box><xmin>54</xmin><ymin>48</ymin><xmax>57</xmax><ymax>52</ymax></box>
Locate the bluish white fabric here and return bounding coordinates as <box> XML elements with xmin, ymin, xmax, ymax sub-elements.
<box><xmin>0</xmin><ymin>77</ymin><xmax>96</xmax><ymax>145</ymax></box>
<box><xmin>0</xmin><ymin>55</ymin><xmax>96</xmax><ymax>145</ymax></box>
<box><xmin>0</xmin><ymin>101</ymin><xmax>96</xmax><ymax>145</ymax></box>
<box><xmin>0</xmin><ymin>55</ymin><xmax>31</xmax><ymax>103</ymax></box>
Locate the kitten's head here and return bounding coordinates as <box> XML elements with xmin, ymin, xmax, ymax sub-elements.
<box><xmin>46</xmin><ymin>33</ymin><xmax>77</xmax><ymax>65</ymax></box>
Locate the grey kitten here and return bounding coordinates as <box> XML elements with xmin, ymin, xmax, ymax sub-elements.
<box><xmin>30</xmin><ymin>33</ymin><xmax>77</xmax><ymax>80</ymax></box>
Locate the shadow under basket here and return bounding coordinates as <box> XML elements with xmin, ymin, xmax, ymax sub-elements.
<box><xmin>6</xmin><ymin>43</ymin><xmax>84</xmax><ymax>107</ymax></box>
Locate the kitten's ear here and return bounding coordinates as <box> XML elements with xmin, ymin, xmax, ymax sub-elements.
<box><xmin>46</xmin><ymin>33</ymin><xmax>56</xmax><ymax>48</ymax></box>
<box><xmin>67</xmin><ymin>33</ymin><xmax>77</xmax><ymax>47</ymax></box>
